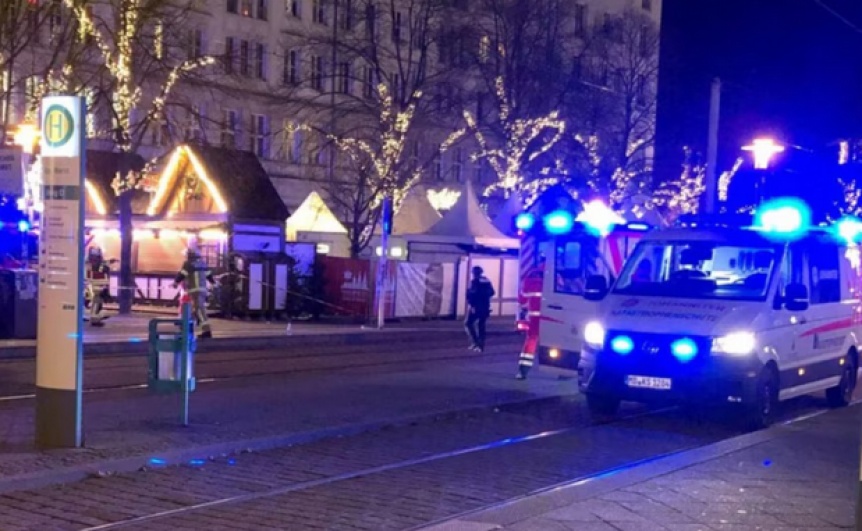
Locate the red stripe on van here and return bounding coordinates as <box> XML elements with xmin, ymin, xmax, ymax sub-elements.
<box><xmin>799</xmin><ymin>318</ymin><xmax>854</xmax><ymax>338</ymax></box>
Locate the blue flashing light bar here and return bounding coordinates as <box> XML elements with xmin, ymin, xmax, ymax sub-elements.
<box><xmin>836</xmin><ymin>217</ymin><xmax>862</xmax><ymax>244</ymax></box>
<box><xmin>544</xmin><ymin>210</ymin><xmax>574</xmax><ymax>235</ymax></box>
<box><xmin>610</xmin><ymin>335</ymin><xmax>634</xmax><ymax>355</ymax></box>
<box><xmin>515</xmin><ymin>212</ymin><xmax>536</xmax><ymax>231</ymax></box>
<box><xmin>625</xmin><ymin>222</ymin><xmax>651</xmax><ymax>232</ymax></box>
<box><xmin>576</xmin><ymin>200</ymin><xmax>625</xmax><ymax>237</ymax></box>
<box><xmin>671</xmin><ymin>338</ymin><xmax>698</xmax><ymax>363</ymax></box>
<box><xmin>753</xmin><ymin>197</ymin><xmax>811</xmax><ymax>241</ymax></box>
<box><xmin>17</xmin><ymin>219</ymin><xmax>30</xmax><ymax>233</ymax></box>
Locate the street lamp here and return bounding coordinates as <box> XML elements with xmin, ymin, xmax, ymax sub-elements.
<box><xmin>13</xmin><ymin>122</ymin><xmax>40</xmax><ymax>155</ymax></box>
<box><xmin>742</xmin><ymin>138</ymin><xmax>785</xmax><ymax>170</ymax></box>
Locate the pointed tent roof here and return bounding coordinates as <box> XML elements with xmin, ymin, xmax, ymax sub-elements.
<box><xmin>286</xmin><ymin>190</ymin><xmax>348</xmax><ymax>240</ymax></box>
<box><xmin>394</xmin><ymin>185</ymin><xmax>442</xmax><ymax>235</ymax></box>
<box><xmin>492</xmin><ymin>192</ymin><xmax>524</xmax><ymax>236</ymax></box>
<box><xmin>417</xmin><ymin>181</ymin><xmax>518</xmax><ymax>249</ymax></box>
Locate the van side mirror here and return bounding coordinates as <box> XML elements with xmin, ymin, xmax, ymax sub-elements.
<box><xmin>584</xmin><ymin>275</ymin><xmax>608</xmax><ymax>301</ymax></box>
<box><xmin>784</xmin><ymin>283</ymin><xmax>809</xmax><ymax>312</ymax></box>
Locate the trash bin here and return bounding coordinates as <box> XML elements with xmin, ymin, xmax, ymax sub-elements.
<box><xmin>0</xmin><ymin>269</ymin><xmax>38</xmax><ymax>339</ymax></box>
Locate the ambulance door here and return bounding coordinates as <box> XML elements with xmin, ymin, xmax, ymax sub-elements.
<box><xmin>539</xmin><ymin>236</ymin><xmax>610</xmax><ymax>353</ymax></box>
<box><xmin>773</xmin><ymin>242</ymin><xmax>812</xmax><ymax>386</ymax></box>
<box><xmin>797</xmin><ymin>239</ymin><xmax>847</xmax><ymax>376</ymax></box>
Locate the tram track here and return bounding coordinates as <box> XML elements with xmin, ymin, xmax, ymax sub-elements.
<box><xmin>0</xmin><ymin>340</ymin><xmax>521</xmax><ymax>401</ymax></box>
<box><xmin>62</xmin><ymin>396</ymin><xmax>839</xmax><ymax>531</ymax></box>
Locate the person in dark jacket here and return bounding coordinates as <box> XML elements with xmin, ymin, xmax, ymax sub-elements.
<box><xmin>465</xmin><ymin>266</ymin><xmax>495</xmax><ymax>351</ymax></box>
<box><xmin>172</xmin><ymin>247</ymin><xmax>216</xmax><ymax>339</ymax></box>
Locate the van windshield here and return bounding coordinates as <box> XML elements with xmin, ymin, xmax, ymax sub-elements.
<box><xmin>613</xmin><ymin>240</ymin><xmax>783</xmax><ymax>301</ymax></box>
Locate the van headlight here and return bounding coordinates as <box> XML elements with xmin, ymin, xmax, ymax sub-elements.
<box><xmin>584</xmin><ymin>321</ymin><xmax>606</xmax><ymax>349</ymax></box>
<box><xmin>712</xmin><ymin>332</ymin><xmax>756</xmax><ymax>356</ymax></box>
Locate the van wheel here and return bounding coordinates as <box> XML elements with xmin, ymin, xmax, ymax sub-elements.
<box><xmin>826</xmin><ymin>358</ymin><xmax>856</xmax><ymax>408</ymax></box>
<box><xmin>745</xmin><ymin>368</ymin><xmax>778</xmax><ymax>430</ymax></box>
<box><xmin>586</xmin><ymin>393</ymin><xmax>620</xmax><ymax>418</ymax></box>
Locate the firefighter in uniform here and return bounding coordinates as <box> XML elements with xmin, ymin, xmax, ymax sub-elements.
<box><xmin>85</xmin><ymin>246</ymin><xmax>111</xmax><ymax>327</ymax></box>
<box><xmin>173</xmin><ymin>248</ymin><xmax>215</xmax><ymax>339</ymax></box>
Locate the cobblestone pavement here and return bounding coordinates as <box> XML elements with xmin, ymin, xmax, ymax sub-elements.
<box><xmin>429</xmin><ymin>405</ymin><xmax>860</xmax><ymax>531</ymax></box>
<box><xmin>0</xmin><ymin>394</ymin><xmax>738</xmax><ymax>531</ymax></box>
<box><xmin>0</xmin><ymin>391</ymin><xmax>842</xmax><ymax>530</ymax></box>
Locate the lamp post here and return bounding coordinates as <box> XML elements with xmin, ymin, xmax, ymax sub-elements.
<box><xmin>742</xmin><ymin>138</ymin><xmax>784</xmax><ymax>170</ymax></box>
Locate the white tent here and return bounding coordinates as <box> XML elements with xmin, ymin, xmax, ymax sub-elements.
<box><xmin>394</xmin><ymin>185</ymin><xmax>442</xmax><ymax>235</ymax></box>
<box><xmin>492</xmin><ymin>192</ymin><xmax>524</xmax><ymax>236</ymax></box>
<box><xmin>285</xmin><ymin>191</ymin><xmax>348</xmax><ymax>240</ymax></box>
<box><xmin>409</xmin><ymin>181</ymin><xmax>519</xmax><ymax>249</ymax></box>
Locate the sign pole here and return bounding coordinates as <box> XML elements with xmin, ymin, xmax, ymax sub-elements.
<box><xmin>35</xmin><ymin>96</ymin><xmax>86</xmax><ymax>449</ymax></box>
<box><xmin>376</xmin><ymin>196</ymin><xmax>392</xmax><ymax>329</ymax></box>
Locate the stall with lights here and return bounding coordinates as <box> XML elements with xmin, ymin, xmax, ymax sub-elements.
<box><xmin>85</xmin><ymin>145</ymin><xmax>290</xmax><ymax>312</ymax></box>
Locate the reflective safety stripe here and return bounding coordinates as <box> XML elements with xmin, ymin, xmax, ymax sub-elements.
<box><xmin>518</xmin><ymin>353</ymin><xmax>534</xmax><ymax>367</ymax></box>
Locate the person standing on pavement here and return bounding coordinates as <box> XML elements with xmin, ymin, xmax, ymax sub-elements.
<box><xmin>465</xmin><ymin>266</ymin><xmax>495</xmax><ymax>352</ymax></box>
<box><xmin>173</xmin><ymin>247</ymin><xmax>215</xmax><ymax>339</ymax></box>
<box><xmin>85</xmin><ymin>245</ymin><xmax>111</xmax><ymax>327</ymax></box>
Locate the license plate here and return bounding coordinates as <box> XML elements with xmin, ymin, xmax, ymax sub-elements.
<box><xmin>626</xmin><ymin>375</ymin><xmax>672</xmax><ymax>390</ymax></box>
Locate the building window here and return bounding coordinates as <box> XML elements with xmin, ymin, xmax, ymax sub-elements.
<box><xmin>280</xmin><ymin>120</ymin><xmax>303</xmax><ymax>163</ymax></box>
<box><xmin>250</xmin><ymin>114</ymin><xmax>269</xmax><ymax>158</ymax></box>
<box><xmin>434</xmin><ymin>147</ymin><xmax>442</xmax><ymax>180</ymax></box>
<box><xmin>453</xmin><ymin>148</ymin><xmax>462</xmax><ymax>182</ymax></box>
<box><xmin>478</xmin><ymin>35</ymin><xmax>490</xmax><ymax>63</ymax></box>
<box><xmin>337</xmin><ymin>62</ymin><xmax>350</xmax><ymax>94</ymax></box>
<box><xmin>221</xmin><ymin>109</ymin><xmax>238</xmax><ymax>148</ymax></box>
<box><xmin>642</xmin><ymin>0</ymin><xmax>652</xmax><ymax>12</ymax></box>
<box><xmin>366</xmin><ymin>3</ymin><xmax>376</xmax><ymax>37</ymax></box>
<box><xmin>339</xmin><ymin>0</ymin><xmax>353</xmax><ymax>30</ymax></box>
<box><xmin>188</xmin><ymin>29</ymin><xmax>204</xmax><ymax>59</ymax></box>
<box><xmin>255</xmin><ymin>43</ymin><xmax>267</xmax><ymax>79</ymax></box>
<box><xmin>312</xmin><ymin>0</ymin><xmax>326</xmax><ymax>25</ymax></box>
<box><xmin>410</xmin><ymin>141</ymin><xmax>421</xmax><ymax>168</ymax></box>
<box><xmin>361</xmin><ymin>65</ymin><xmax>374</xmax><ymax>98</ymax></box>
<box><xmin>283</xmin><ymin>49</ymin><xmax>299</xmax><ymax>85</ymax></box>
<box><xmin>227</xmin><ymin>0</ymin><xmax>238</xmax><ymax>13</ymax></box>
<box><xmin>289</xmin><ymin>0</ymin><xmax>301</xmax><ymax>17</ymax></box>
<box><xmin>636</xmin><ymin>75</ymin><xmax>647</xmax><ymax>106</ymax></box>
<box><xmin>391</xmin><ymin>11</ymin><xmax>402</xmax><ymax>42</ymax></box>
<box><xmin>150</xmin><ymin>114</ymin><xmax>171</xmax><ymax>147</ymax></box>
<box><xmin>224</xmin><ymin>37</ymin><xmax>236</xmax><ymax>74</ymax></box>
<box><xmin>310</xmin><ymin>54</ymin><xmax>324</xmax><ymax>90</ymax></box>
<box><xmin>258</xmin><ymin>0</ymin><xmax>268</xmax><ymax>20</ymax></box>
<box><xmin>392</xmin><ymin>72</ymin><xmax>401</xmax><ymax>100</ymax></box>
<box><xmin>240</xmin><ymin>40</ymin><xmax>250</xmax><ymax>76</ymax></box>
<box><xmin>574</xmin><ymin>4</ymin><xmax>587</xmax><ymax>36</ymax></box>
<box><xmin>185</xmin><ymin>106</ymin><xmax>205</xmax><ymax>141</ymax></box>
<box><xmin>241</xmin><ymin>0</ymin><xmax>253</xmax><ymax>17</ymax></box>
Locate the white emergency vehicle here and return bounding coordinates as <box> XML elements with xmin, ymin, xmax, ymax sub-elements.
<box><xmin>578</xmin><ymin>203</ymin><xmax>862</xmax><ymax>428</ymax></box>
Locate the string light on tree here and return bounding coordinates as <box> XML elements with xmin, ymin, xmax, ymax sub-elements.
<box><xmin>444</xmin><ymin>74</ymin><xmax>566</xmax><ymax>203</ymax></box>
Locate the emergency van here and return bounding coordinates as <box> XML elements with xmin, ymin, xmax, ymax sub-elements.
<box><xmin>578</xmin><ymin>211</ymin><xmax>862</xmax><ymax>429</ymax></box>
<box><xmin>535</xmin><ymin>220</ymin><xmax>649</xmax><ymax>372</ymax></box>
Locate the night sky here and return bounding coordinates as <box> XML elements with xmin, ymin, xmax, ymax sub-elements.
<box><xmin>655</xmin><ymin>0</ymin><xmax>862</xmax><ymax>180</ymax></box>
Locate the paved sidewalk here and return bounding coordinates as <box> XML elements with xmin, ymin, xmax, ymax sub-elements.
<box><xmin>0</xmin><ymin>347</ymin><xmax>569</xmax><ymax>492</ymax></box>
<box><xmin>424</xmin><ymin>405</ymin><xmax>860</xmax><ymax>531</ymax></box>
<box><xmin>0</xmin><ymin>314</ymin><xmax>517</xmax><ymax>356</ymax></box>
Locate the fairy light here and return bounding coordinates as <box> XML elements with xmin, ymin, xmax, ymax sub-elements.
<box><xmin>146</xmin><ymin>147</ymin><xmax>183</xmax><ymax>216</ymax></box>
<box><xmin>445</xmin><ymin>74</ymin><xmax>566</xmax><ymax>202</ymax></box>
<box><xmin>653</xmin><ymin>151</ymin><xmax>706</xmax><ymax>216</ymax></box>
<box><xmin>183</xmin><ymin>146</ymin><xmax>229</xmax><ymax>213</ymax></box>
<box><xmin>65</xmin><ymin>0</ymin><xmax>215</xmax><ymax>197</ymax></box>
<box><xmin>324</xmin><ymin>83</ymin><xmax>424</xmax><ymax>211</ymax></box>
<box><xmin>718</xmin><ymin>157</ymin><xmax>744</xmax><ymax>203</ymax></box>
<box><xmin>85</xmin><ymin>179</ymin><xmax>108</xmax><ymax>215</ymax></box>
<box><xmin>426</xmin><ymin>188</ymin><xmax>461</xmax><ymax>211</ymax></box>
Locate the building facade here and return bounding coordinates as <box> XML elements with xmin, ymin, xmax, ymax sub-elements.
<box><xmin>1</xmin><ymin>0</ymin><xmax>662</xmax><ymax>215</ymax></box>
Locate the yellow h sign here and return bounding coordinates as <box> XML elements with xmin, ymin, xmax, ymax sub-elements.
<box><xmin>42</xmin><ymin>105</ymin><xmax>75</xmax><ymax>148</ymax></box>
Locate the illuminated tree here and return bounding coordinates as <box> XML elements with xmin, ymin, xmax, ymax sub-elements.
<box><xmin>65</xmin><ymin>0</ymin><xmax>215</xmax><ymax>313</ymax></box>
<box><xmin>653</xmin><ymin>147</ymin><xmax>705</xmax><ymax>219</ymax></box>
<box><xmin>447</xmin><ymin>72</ymin><xmax>567</xmax><ymax>203</ymax></box>
<box><xmin>278</xmin><ymin>0</ymin><xmax>451</xmax><ymax>257</ymax></box>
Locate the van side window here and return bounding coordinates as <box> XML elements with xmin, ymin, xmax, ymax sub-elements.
<box><xmin>554</xmin><ymin>241</ymin><xmax>584</xmax><ymax>295</ymax></box>
<box><xmin>776</xmin><ymin>244</ymin><xmax>807</xmax><ymax>307</ymax></box>
<box><xmin>554</xmin><ymin>239</ymin><xmax>611</xmax><ymax>295</ymax></box>
<box><xmin>808</xmin><ymin>242</ymin><xmax>840</xmax><ymax>304</ymax></box>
